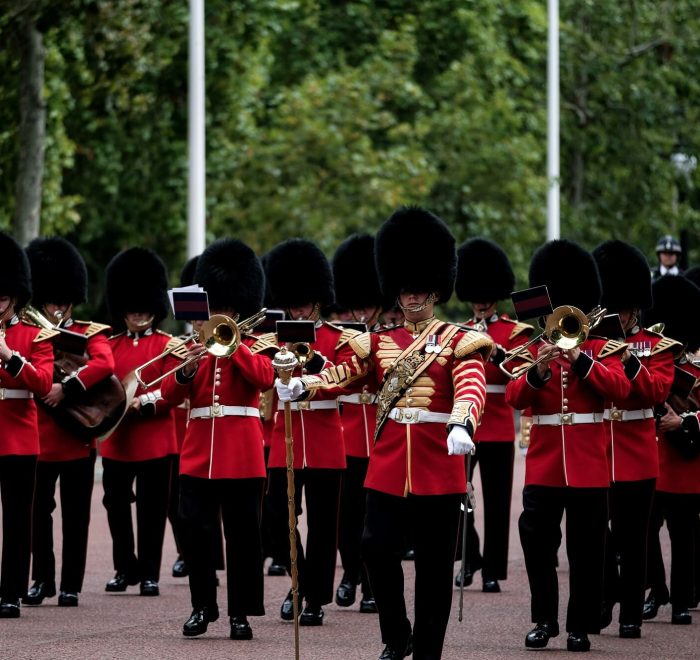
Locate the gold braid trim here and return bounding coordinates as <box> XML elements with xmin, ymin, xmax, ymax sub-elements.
<box><xmin>349</xmin><ymin>332</ymin><xmax>371</xmax><ymax>359</ymax></box>
<box><xmin>335</xmin><ymin>326</ymin><xmax>362</xmax><ymax>350</ymax></box>
<box><xmin>651</xmin><ymin>336</ymin><xmax>683</xmax><ymax>358</ymax></box>
<box><xmin>33</xmin><ymin>327</ymin><xmax>60</xmax><ymax>343</ymax></box>
<box><xmin>598</xmin><ymin>339</ymin><xmax>627</xmax><ymax>359</ymax></box>
<box><xmin>249</xmin><ymin>332</ymin><xmax>279</xmax><ymax>355</ymax></box>
<box><xmin>83</xmin><ymin>322</ymin><xmax>112</xmax><ymax>338</ymax></box>
<box><xmin>454</xmin><ymin>330</ymin><xmax>495</xmax><ymax>361</ymax></box>
<box><xmin>448</xmin><ymin>401</ymin><xmax>477</xmax><ymax>429</ymax></box>
<box><xmin>164</xmin><ymin>336</ymin><xmax>188</xmax><ymax>360</ymax></box>
<box><xmin>301</xmin><ymin>357</ymin><xmax>369</xmax><ymax>391</ymax></box>
<box><xmin>509</xmin><ymin>321</ymin><xmax>534</xmax><ymax>340</ymax></box>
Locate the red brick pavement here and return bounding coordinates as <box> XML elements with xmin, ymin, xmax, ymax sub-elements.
<box><xmin>0</xmin><ymin>451</ymin><xmax>697</xmax><ymax>659</ymax></box>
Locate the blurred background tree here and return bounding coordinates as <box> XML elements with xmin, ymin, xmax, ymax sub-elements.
<box><xmin>0</xmin><ymin>0</ymin><xmax>698</xmax><ymax>319</ymax></box>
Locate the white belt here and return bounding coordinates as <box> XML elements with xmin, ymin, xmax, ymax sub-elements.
<box><xmin>338</xmin><ymin>393</ymin><xmax>376</xmax><ymax>405</ymax></box>
<box><xmin>278</xmin><ymin>400</ymin><xmax>338</xmax><ymax>412</ymax></box>
<box><xmin>485</xmin><ymin>384</ymin><xmax>506</xmax><ymax>394</ymax></box>
<box><xmin>190</xmin><ymin>405</ymin><xmax>260</xmax><ymax>419</ymax></box>
<box><xmin>0</xmin><ymin>388</ymin><xmax>33</xmax><ymax>401</ymax></box>
<box><xmin>603</xmin><ymin>407</ymin><xmax>654</xmax><ymax>422</ymax></box>
<box><xmin>532</xmin><ymin>412</ymin><xmax>604</xmax><ymax>426</ymax></box>
<box><xmin>388</xmin><ymin>407</ymin><xmax>451</xmax><ymax>425</ymax></box>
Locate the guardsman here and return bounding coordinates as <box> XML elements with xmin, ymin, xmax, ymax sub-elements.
<box><xmin>277</xmin><ymin>207</ymin><xmax>492</xmax><ymax>660</ymax></box>
<box><xmin>264</xmin><ymin>238</ymin><xmax>360</xmax><ymax>627</ymax></box>
<box><xmin>505</xmin><ymin>240</ymin><xmax>631</xmax><ymax>653</ymax></box>
<box><xmin>643</xmin><ymin>275</ymin><xmax>700</xmax><ymax>625</ymax></box>
<box><xmin>454</xmin><ymin>238</ymin><xmax>533</xmax><ymax>593</ymax></box>
<box><xmin>23</xmin><ymin>237</ymin><xmax>115</xmax><ymax>608</ymax></box>
<box><xmin>101</xmin><ymin>247</ymin><xmax>179</xmax><ymax>597</ymax></box>
<box><xmin>162</xmin><ymin>238</ymin><xmax>274</xmax><ymax>640</ymax></box>
<box><xmin>0</xmin><ymin>232</ymin><xmax>55</xmax><ymax>618</ymax></box>
<box><xmin>592</xmin><ymin>241</ymin><xmax>679</xmax><ymax>638</ymax></box>
<box><xmin>332</xmin><ymin>233</ymin><xmax>383</xmax><ymax>614</ymax></box>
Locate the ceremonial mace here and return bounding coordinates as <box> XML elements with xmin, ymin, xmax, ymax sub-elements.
<box><xmin>459</xmin><ymin>447</ymin><xmax>476</xmax><ymax>623</ymax></box>
<box><xmin>272</xmin><ymin>345</ymin><xmax>301</xmax><ymax>660</ymax></box>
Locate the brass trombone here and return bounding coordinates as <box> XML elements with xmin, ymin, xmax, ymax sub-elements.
<box><xmin>499</xmin><ymin>305</ymin><xmax>606</xmax><ymax>380</ymax></box>
<box><xmin>133</xmin><ymin>308</ymin><xmax>267</xmax><ymax>389</ymax></box>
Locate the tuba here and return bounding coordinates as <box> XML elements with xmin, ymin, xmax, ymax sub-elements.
<box><xmin>22</xmin><ymin>305</ymin><xmax>127</xmax><ymax>442</ymax></box>
<box><xmin>499</xmin><ymin>305</ymin><xmax>606</xmax><ymax>380</ymax></box>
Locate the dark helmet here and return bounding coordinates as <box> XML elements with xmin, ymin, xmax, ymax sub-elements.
<box><xmin>529</xmin><ymin>239</ymin><xmax>601</xmax><ymax>313</ymax></box>
<box><xmin>375</xmin><ymin>206</ymin><xmax>456</xmax><ymax>305</ymax></box>
<box><xmin>455</xmin><ymin>238</ymin><xmax>514</xmax><ymax>303</ymax></box>
<box><xmin>194</xmin><ymin>239</ymin><xmax>264</xmax><ymax>319</ymax></box>
<box><xmin>0</xmin><ymin>231</ymin><xmax>32</xmax><ymax>312</ymax></box>
<box><xmin>26</xmin><ymin>237</ymin><xmax>88</xmax><ymax>308</ymax></box>
<box><xmin>655</xmin><ymin>235</ymin><xmax>682</xmax><ymax>254</ymax></box>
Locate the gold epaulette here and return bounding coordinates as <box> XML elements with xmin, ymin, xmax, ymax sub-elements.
<box><xmin>82</xmin><ymin>322</ymin><xmax>112</xmax><ymax>338</ymax></box>
<box><xmin>109</xmin><ymin>331</ymin><xmax>126</xmax><ymax>340</ymax></box>
<box><xmin>33</xmin><ymin>327</ymin><xmax>60</xmax><ymax>343</ymax></box>
<box><xmin>335</xmin><ymin>326</ymin><xmax>362</xmax><ymax>350</ymax></box>
<box><xmin>155</xmin><ymin>329</ymin><xmax>172</xmax><ymax>337</ymax></box>
<box><xmin>349</xmin><ymin>332</ymin><xmax>372</xmax><ymax>359</ymax></box>
<box><xmin>598</xmin><ymin>339</ymin><xmax>627</xmax><ymax>359</ymax></box>
<box><xmin>454</xmin><ymin>329</ymin><xmax>495</xmax><ymax>360</ymax></box>
<box><xmin>509</xmin><ymin>321</ymin><xmax>534</xmax><ymax>340</ymax></box>
<box><xmin>164</xmin><ymin>336</ymin><xmax>190</xmax><ymax>360</ymax></box>
<box><xmin>651</xmin><ymin>336</ymin><xmax>684</xmax><ymax>358</ymax></box>
<box><xmin>249</xmin><ymin>332</ymin><xmax>279</xmax><ymax>355</ymax></box>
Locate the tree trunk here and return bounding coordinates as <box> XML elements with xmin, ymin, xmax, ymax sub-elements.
<box><xmin>13</xmin><ymin>16</ymin><xmax>46</xmax><ymax>245</ymax></box>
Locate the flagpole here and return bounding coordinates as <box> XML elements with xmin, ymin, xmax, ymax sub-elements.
<box><xmin>547</xmin><ymin>0</ymin><xmax>560</xmax><ymax>241</ymax></box>
<box><xmin>188</xmin><ymin>0</ymin><xmax>206</xmax><ymax>258</ymax></box>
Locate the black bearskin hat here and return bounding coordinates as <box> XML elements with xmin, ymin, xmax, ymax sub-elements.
<box><xmin>592</xmin><ymin>240</ymin><xmax>653</xmax><ymax>312</ymax></box>
<box><xmin>26</xmin><ymin>237</ymin><xmax>87</xmax><ymax>307</ymax></box>
<box><xmin>260</xmin><ymin>253</ymin><xmax>274</xmax><ymax>309</ymax></box>
<box><xmin>266</xmin><ymin>239</ymin><xmax>334</xmax><ymax>309</ymax></box>
<box><xmin>0</xmin><ymin>231</ymin><xmax>32</xmax><ymax>312</ymax></box>
<box><xmin>644</xmin><ymin>275</ymin><xmax>700</xmax><ymax>351</ymax></box>
<box><xmin>375</xmin><ymin>206</ymin><xmax>456</xmax><ymax>304</ymax></box>
<box><xmin>333</xmin><ymin>233</ymin><xmax>383</xmax><ymax>310</ymax></box>
<box><xmin>104</xmin><ymin>247</ymin><xmax>170</xmax><ymax>331</ymax></box>
<box><xmin>529</xmin><ymin>239</ymin><xmax>601</xmax><ymax>312</ymax></box>
<box><xmin>194</xmin><ymin>239</ymin><xmax>264</xmax><ymax>319</ymax></box>
<box><xmin>179</xmin><ymin>255</ymin><xmax>199</xmax><ymax>288</ymax></box>
<box><xmin>683</xmin><ymin>266</ymin><xmax>700</xmax><ymax>289</ymax></box>
<box><xmin>456</xmin><ymin>238</ymin><xmax>514</xmax><ymax>302</ymax></box>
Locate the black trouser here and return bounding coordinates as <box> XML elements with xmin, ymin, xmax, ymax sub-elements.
<box><xmin>338</xmin><ymin>456</ymin><xmax>372</xmax><ymax>596</ymax></box>
<box><xmin>179</xmin><ymin>475</ymin><xmax>265</xmax><ymax>617</ymax></box>
<box><xmin>31</xmin><ymin>452</ymin><xmax>96</xmax><ymax>593</ymax></box>
<box><xmin>603</xmin><ymin>478</ymin><xmax>655</xmax><ymax>625</ymax></box>
<box><xmin>101</xmin><ymin>456</ymin><xmax>171</xmax><ymax>582</ymax></box>
<box><xmin>167</xmin><ymin>454</ymin><xmax>184</xmax><ymax>556</ymax></box>
<box><xmin>362</xmin><ymin>489</ymin><xmax>462</xmax><ymax>660</ymax></box>
<box><xmin>519</xmin><ymin>485</ymin><xmax>608</xmax><ymax>633</ymax></box>
<box><xmin>262</xmin><ymin>446</ymin><xmax>288</xmax><ymax>564</ymax></box>
<box><xmin>459</xmin><ymin>442</ymin><xmax>514</xmax><ymax>580</ymax></box>
<box><xmin>645</xmin><ymin>497</ymin><xmax>667</xmax><ymax>597</ymax></box>
<box><xmin>268</xmin><ymin>467</ymin><xmax>342</xmax><ymax>606</ymax></box>
<box><xmin>657</xmin><ymin>491</ymin><xmax>700</xmax><ymax>612</ymax></box>
<box><xmin>0</xmin><ymin>455</ymin><xmax>37</xmax><ymax>601</ymax></box>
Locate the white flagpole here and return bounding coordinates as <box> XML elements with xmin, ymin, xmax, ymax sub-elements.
<box><xmin>547</xmin><ymin>0</ymin><xmax>560</xmax><ymax>241</ymax></box>
<box><xmin>188</xmin><ymin>0</ymin><xmax>206</xmax><ymax>258</ymax></box>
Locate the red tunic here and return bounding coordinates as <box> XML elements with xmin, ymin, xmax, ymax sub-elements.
<box><xmin>300</xmin><ymin>320</ymin><xmax>491</xmax><ymax>497</ymax></box>
<box><xmin>161</xmin><ymin>339</ymin><xmax>274</xmax><ymax>479</ymax></box>
<box><xmin>657</xmin><ymin>362</ymin><xmax>700</xmax><ymax>494</ymax></box>
<box><xmin>268</xmin><ymin>323</ymin><xmax>353</xmax><ymax>470</ymax></box>
<box><xmin>465</xmin><ymin>315</ymin><xmax>532</xmax><ymax>442</ymax></box>
<box><xmin>604</xmin><ymin>329</ymin><xmax>677</xmax><ymax>482</ymax></box>
<box><xmin>339</xmin><ymin>380</ymin><xmax>376</xmax><ymax>459</ymax></box>
<box><xmin>100</xmin><ymin>330</ymin><xmax>178</xmax><ymax>462</ymax></box>
<box><xmin>37</xmin><ymin>321</ymin><xmax>115</xmax><ymax>462</ymax></box>
<box><xmin>505</xmin><ymin>337</ymin><xmax>630</xmax><ymax>488</ymax></box>
<box><xmin>0</xmin><ymin>318</ymin><xmax>54</xmax><ymax>456</ymax></box>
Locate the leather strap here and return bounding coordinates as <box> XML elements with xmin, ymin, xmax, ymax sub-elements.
<box><xmin>388</xmin><ymin>408</ymin><xmax>451</xmax><ymax>425</ymax></box>
<box><xmin>532</xmin><ymin>412</ymin><xmax>604</xmax><ymax>426</ymax></box>
<box><xmin>277</xmin><ymin>400</ymin><xmax>337</xmax><ymax>412</ymax></box>
<box><xmin>190</xmin><ymin>405</ymin><xmax>260</xmax><ymax>419</ymax></box>
<box><xmin>603</xmin><ymin>407</ymin><xmax>654</xmax><ymax>422</ymax></box>
<box><xmin>0</xmin><ymin>388</ymin><xmax>33</xmax><ymax>400</ymax></box>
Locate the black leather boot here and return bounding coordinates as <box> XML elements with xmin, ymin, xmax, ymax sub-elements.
<box><xmin>23</xmin><ymin>581</ymin><xmax>56</xmax><ymax>605</ymax></box>
<box><xmin>229</xmin><ymin>616</ymin><xmax>253</xmax><ymax>640</ymax></box>
<box><xmin>335</xmin><ymin>577</ymin><xmax>357</xmax><ymax>607</ymax></box>
<box><xmin>566</xmin><ymin>632</ymin><xmax>591</xmax><ymax>652</ymax></box>
<box><xmin>182</xmin><ymin>605</ymin><xmax>219</xmax><ymax>637</ymax></box>
<box><xmin>525</xmin><ymin>622</ymin><xmax>559</xmax><ymax>649</ymax></box>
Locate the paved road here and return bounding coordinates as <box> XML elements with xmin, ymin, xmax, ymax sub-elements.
<box><xmin>1</xmin><ymin>451</ymin><xmax>697</xmax><ymax>659</ymax></box>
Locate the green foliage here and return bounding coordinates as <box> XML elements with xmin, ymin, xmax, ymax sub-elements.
<box><xmin>1</xmin><ymin>0</ymin><xmax>699</xmax><ymax>319</ymax></box>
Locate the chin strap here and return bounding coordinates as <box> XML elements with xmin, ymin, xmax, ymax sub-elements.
<box><xmin>397</xmin><ymin>292</ymin><xmax>436</xmax><ymax>314</ymax></box>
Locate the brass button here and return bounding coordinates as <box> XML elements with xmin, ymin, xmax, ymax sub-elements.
<box><xmin>298</xmin><ymin>401</ymin><xmax>310</xmax><ymax>410</ymax></box>
<box><xmin>407</xmin><ymin>388</ymin><xmax>414</xmax><ymax>394</ymax></box>
<box><xmin>405</xmin><ymin>412</ymin><xmax>413</xmax><ymax>420</ymax></box>
<box><xmin>562</xmin><ymin>406</ymin><xmax>568</xmax><ymax>412</ymax></box>
<box><xmin>406</xmin><ymin>398</ymin><xmax>414</xmax><ymax>406</ymax></box>
<box><xmin>562</xmin><ymin>414</ymin><xmax>571</xmax><ymax>424</ymax></box>
<box><xmin>214</xmin><ymin>395</ymin><xmax>220</xmax><ymax>402</ymax></box>
<box><xmin>563</xmin><ymin>398</ymin><xmax>569</xmax><ymax>404</ymax></box>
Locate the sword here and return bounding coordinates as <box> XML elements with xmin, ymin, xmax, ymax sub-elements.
<box><xmin>459</xmin><ymin>447</ymin><xmax>476</xmax><ymax>623</ymax></box>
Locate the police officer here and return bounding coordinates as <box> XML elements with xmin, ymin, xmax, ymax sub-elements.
<box><xmin>652</xmin><ymin>235</ymin><xmax>683</xmax><ymax>279</ymax></box>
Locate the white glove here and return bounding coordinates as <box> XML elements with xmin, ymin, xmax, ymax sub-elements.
<box><xmin>275</xmin><ymin>377</ymin><xmax>305</xmax><ymax>402</ymax></box>
<box><xmin>447</xmin><ymin>425</ymin><xmax>475</xmax><ymax>456</ymax></box>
